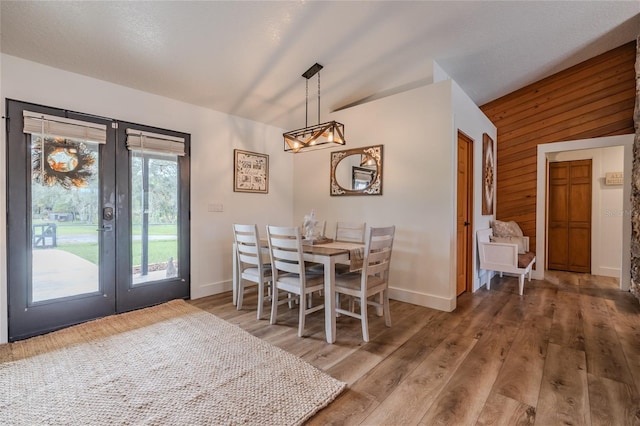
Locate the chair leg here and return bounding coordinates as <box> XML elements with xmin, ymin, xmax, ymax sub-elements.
<box><xmin>518</xmin><ymin>274</ymin><xmax>525</xmax><ymax>296</ymax></box>
<box><xmin>487</xmin><ymin>274</ymin><xmax>491</xmax><ymax>290</ymax></box>
<box><xmin>256</xmin><ymin>282</ymin><xmax>264</xmax><ymax>320</ymax></box>
<box><xmin>528</xmin><ymin>269</ymin><xmax>532</xmax><ymax>281</ymax></box>
<box><xmin>237</xmin><ymin>280</ymin><xmax>244</xmax><ymax>310</ymax></box>
<box><xmin>298</xmin><ymin>292</ymin><xmax>307</xmax><ymax>337</ymax></box>
<box><xmin>376</xmin><ymin>292</ymin><xmax>383</xmax><ymax>317</ymax></box>
<box><xmin>360</xmin><ymin>295</ymin><xmax>369</xmax><ymax>342</ymax></box>
<box><xmin>270</xmin><ymin>288</ymin><xmax>279</xmax><ymax>325</ymax></box>
<box><xmin>383</xmin><ymin>289</ymin><xmax>391</xmax><ymax>327</ymax></box>
<box><xmin>288</xmin><ymin>293</ymin><xmax>295</xmax><ymax>309</ymax></box>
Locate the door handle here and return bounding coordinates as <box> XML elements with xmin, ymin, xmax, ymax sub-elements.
<box><xmin>464</xmin><ymin>221</ymin><xmax>470</xmax><ymax>226</ymax></box>
<box><xmin>96</xmin><ymin>224</ymin><xmax>113</xmax><ymax>232</ymax></box>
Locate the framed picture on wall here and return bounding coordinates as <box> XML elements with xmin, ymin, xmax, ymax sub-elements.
<box><xmin>234</xmin><ymin>149</ymin><xmax>269</xmax><ymax>193</ymax></box>
<box><xmin>482</xmin><ymin>134</ymin><xmax>495</xmax><ymax>215</ymax></box>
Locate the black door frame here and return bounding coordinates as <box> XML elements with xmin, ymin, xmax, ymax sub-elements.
<box><xmin>6</xmin><ymin>99</ymin><xmax>190</xmax><ymax>341</ymax></box>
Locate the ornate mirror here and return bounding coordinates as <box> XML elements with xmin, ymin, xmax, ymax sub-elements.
<box><xmin>330</xmin><ymin>145</ymin><xmax>383</xmax><ymax>196</ymax></box>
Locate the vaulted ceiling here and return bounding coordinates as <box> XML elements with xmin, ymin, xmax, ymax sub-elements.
<box><xmin>1</xmin><ymin>1</ymin><xmax>638</xmax><ymax>130</ymax></box>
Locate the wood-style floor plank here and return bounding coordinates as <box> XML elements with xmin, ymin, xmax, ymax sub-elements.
<box><xmin>187</xmin><ymin>271</ymin><xmax>640</xmax><ymax>425</ymax></box>
<box><xmin>548</xmin><ymin>289</ymin><xmax>585</xmax><ymax>351</ymax></box>
<box><xmin>418</xmin><ymin>323</ymin><xmax>519</xmax><ymax>425</ymax></box>
<box><xmin>587</xmin><ymin>373</ymin><xmax>640</xmax><ymax>426</ymax></box>
<box><xmin>362</xmin><ymin>332</ymin><xmax>477</xmax><ymax>425</ymax></box>
<box><xmin>535</xmin><ymin>342</ymin><xmax>591</xmax><ymax>425</ymax></box>
<box><xmin>581</xmin><ymin>293</ymin><xmax>634</xmax><ymax>385</ymax></box>
<box><xmin>605</xmin><ymin>297</ymin><xmax>640</xmax><ymax>396</ymax></box>
<box><xmin>491</xmin><ymin>315</ymin><xmax>551</xmax><ymax>407</ymax></box>
<box><xmin>476</xmin><ymin>392</ymin><xmax>536</xmax><ymax>426</ymax></box>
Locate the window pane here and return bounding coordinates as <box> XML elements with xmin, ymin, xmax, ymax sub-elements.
<box><xmin>31</xmin><ymin>135</ymin><xmax>100</xmax><ymax>302</ymax></box>
<box><xmin>131</xmin><ymin>152</ymin><xmax>179</xmax><ymax>285</ymax></box>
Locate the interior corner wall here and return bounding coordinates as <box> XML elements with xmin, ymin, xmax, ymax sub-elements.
<box><xmin>293</xmin><ymin>81</ymin><xmax>458</xmax><ymax>311</ymax></box>
<box><xmin>0</xmin><ymin>54</ymin><xmax>294</xmax><ymax>343</ymax></box>
<box><xmin>451</xmin><ymin>81</ymin><xmax>498</xmax><ymax>291</ymax></box>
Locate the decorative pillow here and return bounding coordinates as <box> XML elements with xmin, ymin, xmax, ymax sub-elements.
<box><xmin>491</xmin><ymin>220</ymin><xmax>523</xmax><ymax>237</ymax></box>
<box><xmin>489</xmin><ymin>235</ymin><xmax>527</xmax><ymax>254</ymax></box>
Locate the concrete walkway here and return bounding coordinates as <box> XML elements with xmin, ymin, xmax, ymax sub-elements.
<box><xmin>32</xmin><ymin>249</ymin><xmax>99</xmax><ymax>302</ymax></box>
<box><xmin>32</xmin><ymin>249</ymin><xmax>170</xmax><ymax>302</ymax></box>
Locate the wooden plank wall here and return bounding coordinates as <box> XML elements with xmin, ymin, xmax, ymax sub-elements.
<box><xmin>481</xmin><ymin>41</ymin><xmax>636</xmax><ymax>254</ymax></box>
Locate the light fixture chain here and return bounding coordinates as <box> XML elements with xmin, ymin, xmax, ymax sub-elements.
<box><xmin>317</xmin><ymin>71</ymin><xmax>321</xmax><ymax>124</ymax></box>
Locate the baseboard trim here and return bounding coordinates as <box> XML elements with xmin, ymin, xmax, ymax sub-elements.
<box><xmin>594</xmin><ymin>267</ymin><xmax>621</xmax><ymax>278</ymax></box>
<box><xmin>388</xmin><ymin>287</ymin><xmax>455</xmax><ymax>312</ymax></box>
<box><xmin>191</xmin><ymin>280</ymin><xmax>232</xmax><ymax>300</ymax></box>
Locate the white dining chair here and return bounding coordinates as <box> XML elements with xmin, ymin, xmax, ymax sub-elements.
<box><xmin>232</xmin><ymin>224</ymin><xmax>272</xmax><ymax>320</ymax></box>
<box><xmin>334</xmin><ymin>225</ymin><xmax>395</xmax><ymax>342</ymax></box>
<box><xmin>335</xmin><ymin>221</ymin><xmax>366</xmax><ymax>243</ymax></box>
<box><xmin>266</xmin><ymin>225</ymin><xmax>325</xmax><ymax>337</ymax></box>
<box><xmin>334</xmin><ymin>221</ymin><xmax>367</xmax><ymax>274</ymax></box>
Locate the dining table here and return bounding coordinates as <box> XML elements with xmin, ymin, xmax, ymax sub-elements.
<box><xmin>232</xmin><ymin>239</ymin><xmax>364</xmax><ymax>344</ymax></box>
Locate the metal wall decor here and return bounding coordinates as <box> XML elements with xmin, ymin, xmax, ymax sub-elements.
<box><xmin>482</xmin><ymin>133</ymin><xmax>495</xmax><ymax>215</ymax></box>
<box><xmin>330</xmin><ymin>145</ymin><xmax>383</xmax><ymax>196</ymax></box>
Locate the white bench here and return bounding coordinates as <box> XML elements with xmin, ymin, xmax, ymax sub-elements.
<box><xmin>477</xmin><ymin>228</ymin><xmax>536</xmax><ymax>295</ymax></box>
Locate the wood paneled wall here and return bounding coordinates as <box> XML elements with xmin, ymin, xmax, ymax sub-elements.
<box><xmin>481</xmin><ymin>41</ymin><xmax>637</xmax><ymax>253</ymax></box>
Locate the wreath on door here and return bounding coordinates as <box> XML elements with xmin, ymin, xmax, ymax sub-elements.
<box><xmin>32</xmin><ymin>137</ymin><xmax>96</xmax><ymax>188</ymax></box>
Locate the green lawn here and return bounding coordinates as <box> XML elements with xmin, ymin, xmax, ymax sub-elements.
<box><xmin>34</xmin><ymin>222</ymin><xmax>177</xmax><ymax>236</ymax></box>
<box><xmin>59</xmin><ymin>240</ymin><xmax>178</xmax><ymax>265</ymax></box>
<box><xmin>34</xmin><ymin>221</ymin><xmax>178</xmax><ymax>265</ymax></box>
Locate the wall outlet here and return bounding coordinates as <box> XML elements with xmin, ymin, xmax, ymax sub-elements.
<box><xmin>208</xmin><ymin>203</ymin><xmax>223</xmax><ymax>212</ymax></box>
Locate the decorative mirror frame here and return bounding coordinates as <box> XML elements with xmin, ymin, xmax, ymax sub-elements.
<box><xmin>330</xmin><ymin>144</ymin><xmax>383</xmax><ymax>196</ymax></box>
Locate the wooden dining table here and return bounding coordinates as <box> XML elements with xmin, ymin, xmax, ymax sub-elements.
<box><xmin>232</xmin><ymin>240</ymin><xmax>363</xmax><ymax>344</ymax></box>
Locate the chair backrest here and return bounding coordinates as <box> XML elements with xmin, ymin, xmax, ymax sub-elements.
<box><xmin>335</xmin><ymin>221</ymin><xmax>366</xmax><ymax>243</ymax></box>
<box><xmin>266</xmin><ymin>225</ymin><xmax>307</xmax><ymax>282</ymax></box>
<box><xmin>232</xmin><ymin>224</ymin><xmax>265</xmax><ymax>270</ymax></box>
<box><xmin>362</xmin><ymin>226</ymin><xmax>395</xmax><ymax>282</ymax></box>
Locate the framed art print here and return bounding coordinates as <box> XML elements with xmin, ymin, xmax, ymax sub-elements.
<box><xmin>234</xmin><ymin>149</ymin><xmax>268</xmax><ymax>193</ymax></box>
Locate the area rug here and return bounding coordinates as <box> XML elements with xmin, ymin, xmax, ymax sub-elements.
<box><xmin>0</xmin><ymin>299</ymin><xmax>346</xmax><ymax>425</ymax></box>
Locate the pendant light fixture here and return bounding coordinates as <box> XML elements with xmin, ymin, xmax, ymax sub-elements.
<box><xmin>283</xmin><ymin>63</ymin><xmax>346</xmax><ymax>153</ymax></box>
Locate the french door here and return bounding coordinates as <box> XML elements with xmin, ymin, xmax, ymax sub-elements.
<box><xmin>6</xmin><ymin>100</ymin><xmax>190</xmax><ymax>341</ymax></box>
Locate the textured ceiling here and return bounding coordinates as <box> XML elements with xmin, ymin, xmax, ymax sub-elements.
<box><xmin>1</xmin><ymin>1</ymin><xmax>638</xmax><ymax>130</ymax></box>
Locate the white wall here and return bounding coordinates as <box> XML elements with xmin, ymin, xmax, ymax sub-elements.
<box><xmin>292</xmin><ymin>76</ymin><xmax>495</xmax><ymax>311</ymax></box>
<box><xmin>452</xmin><ymin>81</ymin><xmax>498</xmax><ymax>291</ymax></box>
<box><xmin>547</xmin><ymin>146</ymin><xmax>624</xmax><ymax>277</ymax></box>
<box><xmin>0</xmin><ymin>54</ymin><xmax>293</xmax><ymax>343</ymax></box>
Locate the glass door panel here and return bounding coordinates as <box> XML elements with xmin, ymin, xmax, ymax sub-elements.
<box><xmin>30</xmin><ymin>135</ymin><xmax>101</xmax><ymax>302</ymax></box>
<box><xmin>115</xmin><ymin>122</ymin><xmax>189</xmax><ymax>313</ymax></box>
<box><xmin>7</xmin><ymin>100</ymin><xmax>116</xmax><ymax>341</ymax></box>
<box><xmin>131</xmin><ymin>153</ymin><xmax>179</xmax><ymax>285</ymax></box>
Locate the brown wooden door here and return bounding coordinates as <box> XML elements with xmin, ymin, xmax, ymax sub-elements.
<box><xmin>456</xmin><ymin>132</ymin><xmax>473</xmax><ymax>295</ymax></box>
<box><xmin>548</xmin><ymin>159</ymin><xmax>592</xmax><ymax>273</ymax></box>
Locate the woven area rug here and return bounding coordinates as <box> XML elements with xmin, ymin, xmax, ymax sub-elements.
<box><xmin>0</xmin><ymin>300</ymin><xmax>346</xmax><ymax>425</ymax></box>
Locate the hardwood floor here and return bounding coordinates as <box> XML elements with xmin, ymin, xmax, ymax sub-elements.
<box><xmin>188</xmin><ymin>271</ymin><xmax>640</xmax><ymax>425</ymax></box>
